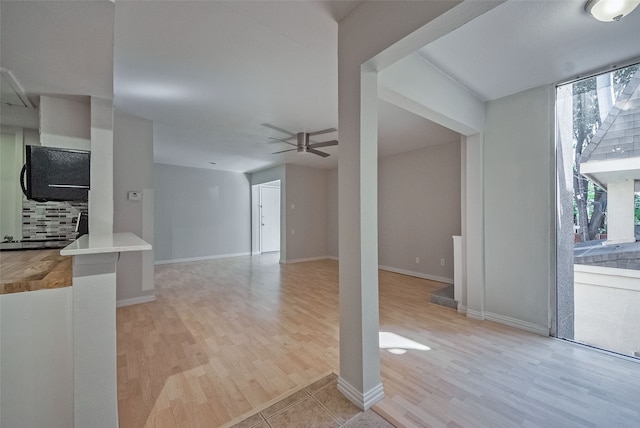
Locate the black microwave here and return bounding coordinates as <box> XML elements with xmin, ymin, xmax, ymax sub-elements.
<box><xmin>21</xmin><ymin>145</ymin><xmax>90</xmax><ymax>202</ymax></box>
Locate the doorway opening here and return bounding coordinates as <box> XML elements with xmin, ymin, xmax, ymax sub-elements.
<box><xmin>556</xmin><ymin>62</ymin><xmax>640</xmax><ymax>358</ymax></box>
<box><xmin>251</xmin><ymin>180</ymin><xmax>281</xmax><ymax>254</ymax></box>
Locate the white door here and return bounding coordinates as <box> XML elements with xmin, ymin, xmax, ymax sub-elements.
<box><xmin>260</xmin><ymin>186</ymin><xmax>280</xmax><ymax>253</ymax></box>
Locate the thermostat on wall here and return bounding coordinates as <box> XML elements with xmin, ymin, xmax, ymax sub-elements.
<box><xmin>127</xmin><ymin>191</ymin><xmax>142</xmax><ymax>201</ymax></box>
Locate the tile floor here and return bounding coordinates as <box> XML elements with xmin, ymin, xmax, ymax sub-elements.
<box><xmin>226</xmin><ymin>373</ymin><xmax>393</xmax><ymax>428</ymax></box>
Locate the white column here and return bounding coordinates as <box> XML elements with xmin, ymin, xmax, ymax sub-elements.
<box><xmin>453</xmin><ymin>236</ymin><xmax>463</xmax><ymax>303</ymax></box>
<box><xmin>337</xmin><ymin>70</ymin><xmax>384</xmax><ymax>410</ymax></box>
<box><xmin>465</xmin><ymin>133</ymin><xmax>485</xmax><ymax>319</ymax></box>
<box><xmin>89</xmin><ymin>97</ymin><xmax>114</xmax><ymax>236</ymax></box>
<box><xmin>607</xmin><ymin>180</ymin><xmax>635</xmax><ymax>244</ymax></box>
<box><xmin>72</xmin><ymin>252</ymin><xmax>119</xmax><ymax>428</ymax></box>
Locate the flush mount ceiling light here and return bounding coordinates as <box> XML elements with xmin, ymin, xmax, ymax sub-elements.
<box><xmin>585</xmin><ymin>0</ymin><xmax>640</xmax><ymax>22</ymax></box>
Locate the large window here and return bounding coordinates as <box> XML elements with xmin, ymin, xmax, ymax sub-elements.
<box><xmin>556</xmin><ymin>62</ymin><xmax>640</xmax><ymax>358</ymax></box>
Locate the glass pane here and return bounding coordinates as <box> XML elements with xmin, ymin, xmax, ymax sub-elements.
<box><xmin>556</xmin><ymin>63</ymin><xmax>640</xmax><ymax>358</ymax></box>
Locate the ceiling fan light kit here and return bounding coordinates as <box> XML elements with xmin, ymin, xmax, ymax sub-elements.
<box><xmin>585</xmin><ymin>0</ymin><xmax>640</xmax><ymax>22</ymax></box>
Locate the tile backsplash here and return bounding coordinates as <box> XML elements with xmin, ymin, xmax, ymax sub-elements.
<box><xmin>22</xmin><ymin>199</ymin><xmax>88</xmax><ymax>241</ymax></box>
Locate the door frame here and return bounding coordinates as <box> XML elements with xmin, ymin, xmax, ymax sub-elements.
<box><xmin>251</xmin><ymin>179</ymin><xmax>281</xmax><ymax>255</ymax></box>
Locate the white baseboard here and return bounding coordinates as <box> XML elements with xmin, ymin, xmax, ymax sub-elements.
<box><xmin>282</xmin><ymin>256</ymin><xmax>330</xmax><ymax>264</ymax></box>
<box><xmin>337</xmin><ymin>377</ymin><xmax>384</xmax><ymax>411</ymax></box>
<box><xmin>484</xmin><ymin>312</ymin><xmax>549</xmax><ymax>336</ymax></box>
<box><xmin>116</xmin><ymin>295</ymin><xmax>156</xmax><ymax>308</ymax></box>
<box><xmin>327</xmin><ymin>256</ymin><xmax>339</xmax><ymax>261</ymax></box>
<box><xmin>465</xmin><ymin>308</ymin><xmax>485</xmax><ymax>320</ymax></box>
<box><xmin>378</xmin><ymin>265</ymin><xmax>453</xmax><ymax>285</ymax></box>
<box><xmin>457</xmin><ymin>304</ymin><xmax>467</xmax><ymax>314</ymax></box>
<box><xmin>155</xmin><ymin>252</ymin><xmax>251</xmax><ymax>265</ymax></box>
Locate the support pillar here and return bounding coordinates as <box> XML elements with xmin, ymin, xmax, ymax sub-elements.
<box><xmin>607</xmin><ymin>180</ymin><xmax>635</xmax><ymax>244</ymax></box>
<box><xmin>337</xmin><ymin>70</ymin><xmax>384</xmax><ymax>410</ymax></box>
<box><xmin>464</xmin><ymin>133</ymin><xmax>485</xmax><ymax>319</ymax></box>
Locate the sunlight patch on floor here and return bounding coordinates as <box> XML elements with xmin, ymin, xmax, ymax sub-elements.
<box><xmin>379</xmin><ymin>331</ymin><xmax>431</xmax><ymax>355</ymax></box>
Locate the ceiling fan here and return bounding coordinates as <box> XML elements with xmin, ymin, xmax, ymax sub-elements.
<box><xmin>262</xmin><ymin>123</ymin><xmax>338</xmax><ymax>158</ymax></box>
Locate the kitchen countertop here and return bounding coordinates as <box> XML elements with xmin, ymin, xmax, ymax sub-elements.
<box><xmin>0</xmin><ymin>233</ymin><xmax>151</xmax><ymax>295</ymax></box>
<box><xmin>60</xmin><ymin>232</ymin><xmax>151</xmax><ymax>256</ymax></box>
<box><xmin>0</xmin><ymin>249</ymin><xmax>72</xmax><ymax>295</ymax></box>
<box><xmin>0</xmin><ymin>239</ymin><xmax>75</xmax><ymax>251</ymax></box>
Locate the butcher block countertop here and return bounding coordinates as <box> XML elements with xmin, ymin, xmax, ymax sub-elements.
<box><xmin>0</xmin><ymin>249</ymin><xmax>72</xmax><ymax>295</ymax></box>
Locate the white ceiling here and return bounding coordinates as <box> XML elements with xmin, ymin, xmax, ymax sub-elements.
<box><xmin>114</xmin><ymin>1</ymin><xmax>359</xmax><ymax>172</ymax></box>
<box><xmin>0</xmin><ymin>0</ymin><xmax>114</xmax><ymax>100</ymax></box>
<box><xmin>2</xmin><ymin>1</ymin><xmax>640</xmax><ymax>173</ymax></box>
<box><xmin>419</xmin><ymin>0</ymin><xmax>640</xmax><ymax>101</ymax></box>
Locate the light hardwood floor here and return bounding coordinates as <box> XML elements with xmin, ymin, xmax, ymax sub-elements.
<box><xmin>117</xmin><ymin>254</ymin><xmax>640</xmax><ymax>427</ymax></box>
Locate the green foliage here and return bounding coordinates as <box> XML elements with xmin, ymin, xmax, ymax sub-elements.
<box><xmin>570</xmin><ymin>63</ymin><xmax>639</xmax><ymax>239</ymax></box>
<box><xmin>613</xmin><ymin>64</ymin><xmax>639</xmax><ymax>97</ymax></box>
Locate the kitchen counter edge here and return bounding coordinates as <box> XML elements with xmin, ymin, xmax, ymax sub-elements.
<box><xmin>60</xmin><ymin>232</ymin><xmax>151</xmax><ymax>256</ymax></box>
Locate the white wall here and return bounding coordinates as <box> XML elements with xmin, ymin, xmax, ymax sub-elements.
<box><xmin>283</xmin><ymin>165</ymin><xmax>329</xmax><ymax>262</ymax></box>
<box><xmin>89</xmin><ymin>97</ymin><xmax>114</xmax><ymax>236</ymax></box>
<box><xmin>113</xmin><ymin>109</ymin><xmax>154</xmax><ymax>302</ymax></box>
<box><xmin>378</xmin><ymin>142</ymin><xmax>461</xmax><ymax>282</ymax></box>
<box><xmin>326</xmin><ymin>142</ymin><xmax>461</xmax><ymax>280</ymax></box>
<box><xmin>606</xmin><ymin>180</ymin><xmax>636</xmax><ymax>244</ymax></box>
<box><xmin>483</xmin><ymin>85</ymin><xmax>554</xmax><ymax>333</ymax></box>
<box><xmin>574</xmin><ymin>265</ymin><xmax>640</xmax><ymax>356</ymax></box>
<box><xmin>0</xmin><ymin>288</ymin><xmax>74</xmax><ymax>428</ymax></box>
<box><xmin>327</xmin><ymin>167</ymin><xmax>339</xmax><ymax>259</ymax></box>
<box><xmin>23</xmin><ymin>128</ymin><xmax>39</xmax><ymax>147</ymax></box>
<box><xmin>154</xmin><ymin>163</ymin><xmax>250</xmax><ymax>263</ymax></box>
<box><xmin>379</xmin><ymin>53</ymin><xmax>485</xmax><ymax>136</ymax></box>
<box><xmin>0</xmin><ymin>104</ymin><xmax>39</xmax><ymax>129</ymax></box>
<box><xmin>1</xmin><ymin>128</ymin><xmax>25</xmax><ymax>241</ymax></box>
<box><xmin>39</xmin><ymin>95</ymin><xmax>91</xmax><ymax>151</ymax></box>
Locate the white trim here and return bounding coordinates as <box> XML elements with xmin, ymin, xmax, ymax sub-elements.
<box><xmin>574</xmin><ymin>264</ymin><xmax>640</xmax><ymax>291</ymax></box>
<box><xmin>378</xmin><ymin>265</ymin><xmax>453</xmax><ymax>285</ymax></box>
<box><xmin>484</xmin><ymin>312</ymin><xmax>549</xmax><ymax>336</ymax></box>
<box><xmin>251</xmin><ymin>251</ymin><xmax>261</xmax><ymax>256</ymax></box>
<box><xmin>0</xmin><ymin>67</ymin><xmax>36</xmax><ymax>109</ymax></box>
<box><xmin>327</xmin><ymin>256</ymin><xmax>339</xmax><ymax>261</ymax></box>
<box><xmin>465</xmin><ymin>308</ymin><xmax>484</xmax><ymax>320</ymax></box>
<box><xmin>116</xmin><ymin>295</ymin><xmax>156</xmax><ymax>308</ymax></box>
<box><xmin>154</xmin><ymin>252</ymin><xmax>251</xmax><ymax>265</ymax></box>
<box><xmin>457</xmin><ymin>304</ymin><xmax>467</xmax><ymax>315</ymax></box>
<box><xmin>282</xmin><ymin>256</ymin><xmax>330</xmax><ymax>264</ymax></box>
<box><xmin>581</xmin><ymin>157</ymin><xmax>640</xmax><ymax>175</ymax></box>
<box><xmin>337</xmin><ymin>377</ymin><xmax>385</xmax><ymax>411</ymax></box>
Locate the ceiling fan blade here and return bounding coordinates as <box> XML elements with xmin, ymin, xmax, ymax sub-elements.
<box><xmin>268</xmin><ymin>137</ymin><xmax>298</xmax><ymax>147</ymax></box>
<box><xmin>308</xmin><ymin>127</ymin><xmax>337</xmax><ymax>137</ymax></box>
<box><xmin>308</xmin><ymin>140</ymin><xmax>338</xmax><ymax>149</ymax></box>
<box><xmin>307</xmin><ymin>148</ymin><xmax>330</xmax><ymax>158</ymax></box>
<box><xmin>272</xmin><ymin>148</ymin><xmax>299</xmax><ymax>154</ymax></box>
<box><xmin>261</xmin><ymin>123</ymin><xmax>296</xmax><ymax>137</ymax></box>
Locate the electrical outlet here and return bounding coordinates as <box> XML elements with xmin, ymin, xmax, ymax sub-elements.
<box><xmin>415</xmin><ymin>257</ymin><xmax>420</xmax><ymax>264</ymax></box>
<box><xmin>440</xmin><ymin>258</ymin><xmax>446</xmax><ymax>267</ymax></box>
